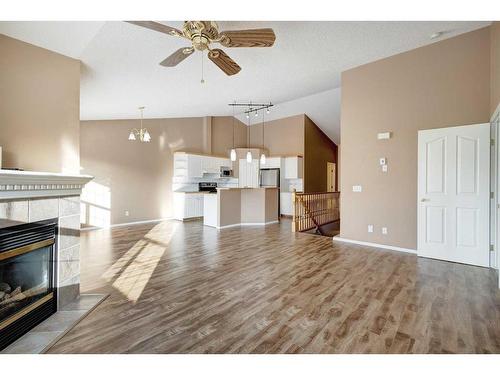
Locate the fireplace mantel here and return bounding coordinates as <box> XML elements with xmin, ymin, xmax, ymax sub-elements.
<box><xmin>0</xmin><ymin>170</ymin><xmax>93</xmax><ymax>200</ymax></box>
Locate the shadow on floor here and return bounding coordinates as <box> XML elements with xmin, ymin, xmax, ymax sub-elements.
<box><xmin>304</xmin><ymin>220</ymin><xmax>340</xmax><ymax>237</ymax></box>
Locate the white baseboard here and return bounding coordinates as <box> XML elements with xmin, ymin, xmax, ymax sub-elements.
<box><xmin>217</xmin><ymin>220</ymin><xmax>280</xmax><ymax>229</ymax></box>
<box><xmin>81</xmin><ymin>218</ymin><xmax>171</xmax><ymax>231</ymax></box>
<box><xmin>332</xmin><ymin>236</ymin><xmax>417</xmax><ymax>254</ymax></box>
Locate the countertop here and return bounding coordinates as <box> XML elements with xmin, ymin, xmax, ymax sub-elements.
<box><xmin>173</xmin><ymin>191</ymin><xmax>216</xmax><ymax>194</ymax></box>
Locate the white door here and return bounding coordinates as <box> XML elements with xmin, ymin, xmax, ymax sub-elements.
<box><xmin>418</xmin><ymin>123</ymin><xmax>490</xmax><ymax>267</ymax></box>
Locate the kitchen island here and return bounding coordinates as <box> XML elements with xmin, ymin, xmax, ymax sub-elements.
<box><xmin>203</xmin><ymin>187</ymin><xmax>279</xmax><ymax>228</ymax></box>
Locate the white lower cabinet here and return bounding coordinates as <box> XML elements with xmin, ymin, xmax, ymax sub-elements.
<box><xmin>280</xmin><ymin>192</ymin><xmax>293</xmax><ymax>216</ymax></box>
<box><xmin>173</xmin><ymin>193</ymin><xmax>204</xmax><ymax>220</ymax></box>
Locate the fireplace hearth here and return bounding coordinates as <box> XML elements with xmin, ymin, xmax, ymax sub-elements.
<box><xmin>0</xmin><ymin>219</ymin><xmax>58</xmax><ymax>350</ymax></box>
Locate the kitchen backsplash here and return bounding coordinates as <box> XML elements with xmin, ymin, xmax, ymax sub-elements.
<box><xmin>173</xmin><ymin>173</ymin><xmax>239</xmax><ymax>192</ymax></box>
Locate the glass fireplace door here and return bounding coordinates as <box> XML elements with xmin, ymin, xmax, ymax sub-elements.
<box><xmin>0</xmin><ymin>219</ymin><xmax>58</xmax><ymax>350</ymax></box>
<box><xmin>0</xmin><ymin>239</ymin><xmax>55</xmax><ymax>328</ymax></box>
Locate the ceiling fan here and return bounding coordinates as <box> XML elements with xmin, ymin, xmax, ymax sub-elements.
<box><xmin>126</xmin><ymin>21</ymin><xmax>276</xmax><ymax>76</ymax></box>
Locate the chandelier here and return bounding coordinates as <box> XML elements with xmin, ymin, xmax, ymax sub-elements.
<box><xmin>128</xmin><ymin>106</ymin><xmax>151</xmax><ymax>142</ymax></box>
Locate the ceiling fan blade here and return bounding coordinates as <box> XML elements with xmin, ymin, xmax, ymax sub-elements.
<box><xmin>126</xmin><ymin>21</ymin><xmax>182</xmax><ymax>37</ymax></box>
<box><xmin>208</xmin><ymin>49</ymin><xmax>241</xmax><ymax>76</ymax></box>
<box><xmin>160</xmin><ymin>48</ymin><xmax>194</xmax><ymax>67</ymax></box>
<box><xmin>219</xmin><ymin>28</ymin><xmax>276</xmax><ymax>48</ymax></box>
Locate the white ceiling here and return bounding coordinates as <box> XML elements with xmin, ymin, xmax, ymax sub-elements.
<box><xmin>0</xmin><ymin>21</ymin><xmax>491</xmax><ymax>144</ymax></box>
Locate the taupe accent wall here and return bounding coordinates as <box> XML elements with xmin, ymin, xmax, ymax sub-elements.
<box><xmin>492</xmin><ymin>22</ymin><xmax>500</xmax><ymax>115</ymax></box>
<box><xmin>340</xmin><ymin>27</ymin><xmax>491</xmax><ymax>249</ymax></box>
<box><xmin>248</xmin><ymin>113</ymin><xmax>338</xmax><ymax>192</ymax></box>
<box><xmin>304</xmin><ymin>115</ymin><xmax>338</xmax><ymax>192</ymax></box>
<box><xmin>0</xmin><ymin>34</ymin><xmax>80</xmax><ymax>173</ymax></box>
<box><xmin>80</xmin><ymin>116</ymin><xmax>247</xmax><ymax>225</ymax></box>
<box><xmin>211</xmin><ymin>116</ymin><xmax>248</xmax><ymax>156</ymax></box>
<box><xmin>248</xmin><ymin>114</ymin><xmax>305</xmax><ymax>156</ymax></box>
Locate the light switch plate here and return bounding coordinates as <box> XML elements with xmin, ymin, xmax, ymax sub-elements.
<box><xmin>382</xmin><ymin>165</ymin><xmax>388</xmax><ymax>172</ymax></box>
<box><xmin>382</xmin><ymin>227</ymin><xmax>388</xmax><ymax>235</ymax></box>
<box><xmin>368</xmin><ymin>225</ymin><xmax>374</xmax><ymax>233</ymax></box>
<box><xmin>352</xmin><ymin>185</ymin><xmax>362</xmax><ymax>192</ymax></box>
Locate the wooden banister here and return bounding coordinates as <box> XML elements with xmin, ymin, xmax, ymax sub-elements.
<box><xmin>292</xmin><ymin>189</ymin><xmax>340</xmax><ymax>233</ymax></box>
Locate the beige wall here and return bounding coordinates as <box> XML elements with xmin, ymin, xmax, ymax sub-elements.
<box><xmin>81</xmin><ymin>117</ymin><xmax>211</xmax><ymax>225</ymax></box>
<box><xmin>248</xmin><ymin>114</ymin><xmax>305</xmax><ymax>156</ymax></box>
<box><xmin>80</xmin><ymin>116</ymin><xmax>255</xmax><ymax>225</ymax></box>
<box><xmin>211</xmin><ymin>116</ymin><xmax>247</xmax><ymax>157</ymax></box>
<box><xmin>492</xmin><ymin>22</ymin><xmax>500</xmax><ymax>116</ymax></box>
<box><xmin>304</xmin><ymin>115</ymin><xmax>338</xmax><ymax>192</ymax></box>
<box><xmin>0</xmin><ymin>34</ymin><xmax>80</xmax><ymax>173</ymax></box>
<box><xmin>340</xmin><ymin>27</ymin><xmax>491</xmax><ymax>249</ymax></box>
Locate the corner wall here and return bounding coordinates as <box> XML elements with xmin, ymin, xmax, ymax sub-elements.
<box><xmin>340</xmin><ymin>27</ymin><xmax>491</xmax><ymax>249</ymax></box>
<box><xmin>0</xmin><ymin>34</ymin><xmax>80</xmax><ymax>173</ymax></box>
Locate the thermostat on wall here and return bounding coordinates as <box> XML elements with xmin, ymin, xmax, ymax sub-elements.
<box><xmin>377</xmin><ymin>132</ymin><xmax>391</xmax><ymax>140</ymax></box>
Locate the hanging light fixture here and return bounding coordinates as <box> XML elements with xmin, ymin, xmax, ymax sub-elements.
<box><xmin>260</xmin><ymin>110</ymin><xmax>266</xmax><ymax>166</ymax></box>
<box><xmin>246</xmin><ymin>109</ymin><xmax>252</xmax><ymax>163</ymax></box>
<box><xmin>128</xmin><ymin>106</ymin><xmax>151</xmax><ymax>142</ymax></box>
<box><xmin>230</xmin><ymin>102</ymin><xmax>236</xmax><ymax>161</ymax></box>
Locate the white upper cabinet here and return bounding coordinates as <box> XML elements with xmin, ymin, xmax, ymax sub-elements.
<box><xmin>187</xmin><ymin>154</ymin><xmax>203</xmax><ymax>178</ymax></box>
<box><xmin>239</xmin><ymin>159</ymin><xmax>259</xmax><ymax>188</ymax></box>
<box><xmin>173</xmin><ymin>152</ymin><xmax>231</xmax><ymax>180</ymax></box>
<box><xmin>262</xmin><ymin>157</ymin><xmax>281</xmax><ymax>169</ymax></box>
<box><xmin>284</xmin><ymin>156</ymin><xmax>303</xmax><ymax>179</ymax></box>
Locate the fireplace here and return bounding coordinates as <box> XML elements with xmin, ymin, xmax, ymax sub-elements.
<box><xmin>0</xmin><ymin>219</ymin><xmax>58</xmax><ymax>350</ymax></box>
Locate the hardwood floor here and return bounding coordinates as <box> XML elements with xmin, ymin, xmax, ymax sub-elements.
<box><xmin>47</xmin><ymin>219</ymin><xmax>500</xmax><ymax>353</ymax></box>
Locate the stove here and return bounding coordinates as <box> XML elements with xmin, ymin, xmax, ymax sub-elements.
<box><xmin>199</xmin><ymin>182</ymin><xmax>217</xmax><ymax>193</ymax></box>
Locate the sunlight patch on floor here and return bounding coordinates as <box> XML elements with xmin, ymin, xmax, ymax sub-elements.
<box><xmin>103</xmin><ymin>223</ymin><xmax>178</xmax><ymax>303</ymax></box>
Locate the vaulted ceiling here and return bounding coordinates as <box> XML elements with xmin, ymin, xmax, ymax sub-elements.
<box><xmin>0</xmin><ymin>21</ymin><xmax>491</xmax><ymax>144</ymax></box>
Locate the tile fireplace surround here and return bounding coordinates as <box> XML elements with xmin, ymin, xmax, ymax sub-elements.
<box><xmin>0</xmin><ymin>170</ymin><xmax>93</xmax><ymax>309</ymax></box>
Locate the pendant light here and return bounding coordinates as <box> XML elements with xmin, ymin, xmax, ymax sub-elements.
<box><xmin>230</xmin><ymin>102</ymin><xmax>236</xmax><ymax>161</ymax></box>
<box><xmin>260</xmin><ymin>110</ymin><xmax>266</xmax><ymax>166</ymax></box>
<box><xmin>246</xmin><ymin>109</ymin><xmax>252</xmax><ymax>163</ymax></box>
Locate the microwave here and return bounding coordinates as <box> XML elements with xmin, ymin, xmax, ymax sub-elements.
<box><xmin>220</xmin><ymin>166</ymin><xmax>233</xmax><ymax>177</ymax></box>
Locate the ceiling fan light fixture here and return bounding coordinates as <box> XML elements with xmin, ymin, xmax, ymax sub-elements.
<box><xmin>128</xmin><ymin>131</ymin><xmax>136</xmax><ymax>141</ymax></box>
<box><xmin>143</xmin><ymin>130</ymin><xmax>151</xmax><ymax>142</ymax></box>
<box><xmin>230</xmin><ymin>148</ymin><xmax>237</xmax><ymax>162</ymax></box>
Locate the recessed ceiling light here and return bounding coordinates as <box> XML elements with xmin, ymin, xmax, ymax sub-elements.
<box><xmin>430</xmin><ymin>31</ymin><xmax>444</xmax><ymax>40</ymax></box>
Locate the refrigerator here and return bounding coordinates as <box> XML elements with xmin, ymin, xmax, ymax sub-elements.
<box><xmin>260</xmin><ymin>168</ymin><xmax>280</xmax><ymax>218</ymax></box>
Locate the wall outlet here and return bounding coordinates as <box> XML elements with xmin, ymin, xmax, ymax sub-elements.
<box><xmin>352</xmin><ymin>185</ymin><xmax>362</xmax><ymax>192</ymax></box>
<box><xmin>382</xmin><ymin>227</ymin><xmax>388</xmax><ymax>235</ymax></box>
<box><xmin>368</xmin><ymin>225</ymin><xmax>374</xmax><ymax>233</ymax></box>
<box><xmin>382</xmin><ymin>165</ymin><xmax>388</xmax><ymax>172</ymax></box>
<box><xmin>125</xmin><ymin>210</ymin><xmax>130</xmax><ymax>217</ymax></box>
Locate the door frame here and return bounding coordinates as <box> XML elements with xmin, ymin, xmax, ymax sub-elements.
<box><xmin>327</xmin><ymin>162</ymin><xmax>336</xmax><ymax>192</ymax></box>
<box><xmin>492</xmin><ymin>103</ymin><xmax>500</xmax><ymax>288</ymax></box>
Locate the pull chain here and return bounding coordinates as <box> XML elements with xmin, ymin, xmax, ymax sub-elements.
<box><xmin>200</xmin><ymin>50</ymin><xmax>205</xmax><ymax>84</ymax></box>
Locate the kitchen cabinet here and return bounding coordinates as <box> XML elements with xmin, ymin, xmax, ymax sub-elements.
<box><xmin>238</xmin><ymin>159</ymin><xmax>259</xmax><ymax>188</ymax></box>
<box><xmin>262</xmin><ymin>157</ymin><xmax>281</xmax><ymax>169</ymax></box>
<box><xmin>187</xmin><ymin>155</ymin><xmax>203</xmax><ymax>178</ymax></box>
<box><xmin>173</xmin><ymin>152</ymin><xmax>232</xmax><ymax>180</ymax></box>
<box><xmin>173</xmin><ymin>192</ymin><xmax>204</xmax><ymax>220</ymax></box>
<box><xmin>284</xmin><ymin>156</ymin><xmax>303</xmax><ymax>179</ymax></box>
<box><xmin>280</xmin><ymin>192</ymin><xmax>293</xmax><ymax>216</ymax></box>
